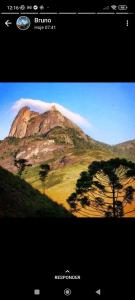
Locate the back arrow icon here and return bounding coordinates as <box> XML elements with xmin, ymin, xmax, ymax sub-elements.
<box><xmin>96</xmin><ymin>289</ymin><xmax>101</xmax><ymax>295</ymax></box>
<box><xmin>5</xmin><ymin>20</ymin><xmax>12</xmax><ymax>27</ymax></box>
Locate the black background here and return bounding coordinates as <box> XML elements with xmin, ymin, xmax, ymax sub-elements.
<box><xmin>0</xmin><ymin>0</ymin><xmax>135</xmax><ymax>298</ymax></box>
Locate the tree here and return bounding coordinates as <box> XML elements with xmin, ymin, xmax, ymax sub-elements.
<box><xmin>39</xmin><ymin>164</ymin><xmax>50</xmax><ymax>194</ymax></box>
<box><xmin>13</xmin><ymin>152</ymin><xmax>29</xmax><ymax>177</ymax></box>
<box><xmin>67</xmin><ymin>158</ymin><xmax>135</xmax><ymax>217</ymax></box>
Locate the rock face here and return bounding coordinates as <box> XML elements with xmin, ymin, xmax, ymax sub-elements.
<box><xmin>0</xmin><ymin>105</ymin><xmax>98</xmax><ymax>173</ymax></box>
<box><xmin>9</xmin><ymin>106</ymin><xmax>39</xmax><ymax>138</ymax></box>
<box><xmin>9</xmin><ymin>105</ymin><xmax>87</xmax><ymax>140</ymax></box>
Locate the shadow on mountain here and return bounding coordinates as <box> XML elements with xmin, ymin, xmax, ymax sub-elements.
<box><xmin>0</xmin><ymin>166</ymin><xmax>74</xmax><ymax>217</ymax></box>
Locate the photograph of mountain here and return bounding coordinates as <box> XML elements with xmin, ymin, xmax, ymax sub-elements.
<box><xmin>0</xmin><ymin>82</ymin><xmax>135</xmax><ymax>217</ymax></box>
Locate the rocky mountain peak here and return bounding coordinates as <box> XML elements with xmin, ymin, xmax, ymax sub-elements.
<box><xmin>9</xmin><ymin>106</ymin><xmax>35</xmax><ymax>138</ymax></box>
<box><xmin>19</xmin><ymin>106</ymin><xmax>30</xmax><ymax>112</ymax></box>
<box><xmin>8</xmin><ymin>106</ymin><xmax>87</xmax><ymax>140</ymax></box>
<box><xmin>51</xmin><ymin>104</ymin><xmax>57</xmax><ymax>111</ymax></box>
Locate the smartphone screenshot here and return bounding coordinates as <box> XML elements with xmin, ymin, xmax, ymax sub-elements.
<box><xmin>0</xmin><ymin>1</ymin><xmax>135</xmax><ymax>299</ymax></box>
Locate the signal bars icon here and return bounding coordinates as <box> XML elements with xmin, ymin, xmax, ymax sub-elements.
<box><xmin>103</xmin><ymin>6</ymin><xmax>110</xmax><ymax>10</ymax></box>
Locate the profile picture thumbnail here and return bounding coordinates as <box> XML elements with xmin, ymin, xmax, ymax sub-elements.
<box><xmin>16</xmin><ymin>16</ymin><xmax>31</xmax><ymax>30</ymax></box>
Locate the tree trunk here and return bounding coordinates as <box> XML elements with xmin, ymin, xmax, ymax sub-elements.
<box><xmin>112</xmin><ymin>185</ymin><xmax>116</xmax><ymax>217</ymax></box>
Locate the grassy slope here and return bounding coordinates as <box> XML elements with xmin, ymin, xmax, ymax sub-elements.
<box><xmin>22</xmin><ymin>148</ymin><xmax>135</xmax><ymax>217</ymax></box>
<box><xmin>0</xmin><ymin>166</ymin><xmax>73</xmax><ymax>217</ymax></box>
<box><xmin>22</xmin><ymin>147</ymin><xmax>116</xmax><ymax>212</ymax></box>
<box><xmin>113</xmin><ymin>140</ymin><xmax>135</xmax><ymax>162</ymax></box>
<box><xmin>1</xmin><ymin>132</ymin><xmax>135</xmax><ymax>217</ymax></box>
<box><xmin>23</xmin><ymin>163</ymin><xmax>88</xmax><ymax>210</ymax></box>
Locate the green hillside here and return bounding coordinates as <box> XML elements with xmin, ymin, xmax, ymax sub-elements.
<box><xmin>0</xmin><ymin>166</ymin><xmax>73</xmax><ymax>217</ymax></box>
<box><xmin>113</xmin><ymin>140</ymin><xmax>135</xmax><ymax>162</ymax></box>
<box><xmin>1</xmin><ymin>126</ymin><xmax>135</xmax><ymax>217</ymax></box>
<box><xmin>22</xmin><ymin>146</ymin><xmax>116</xmax><ymax>211</ymax></box>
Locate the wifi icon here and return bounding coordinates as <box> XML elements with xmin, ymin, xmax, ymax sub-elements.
<box><xmin>111</xmin><ymin>5</ymin><xmax>117</xmax><ymax>10</ymax></box>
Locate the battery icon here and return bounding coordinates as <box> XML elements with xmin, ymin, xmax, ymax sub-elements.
<box><xmin>118</xmin><ymin>5</ymin><xmax>128</xmax><ymax>10</ymax></box>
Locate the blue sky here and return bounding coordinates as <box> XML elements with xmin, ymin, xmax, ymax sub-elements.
<box><xmin>0</xmin><ymin>82</ymin><xmax>135</xmax><ymax>145</ymax></box>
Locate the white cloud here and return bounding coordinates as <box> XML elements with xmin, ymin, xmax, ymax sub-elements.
<box><xmin>12</xmin><ymin>98</ymin><xmax>91</xmax><ymax>129</ymax></box>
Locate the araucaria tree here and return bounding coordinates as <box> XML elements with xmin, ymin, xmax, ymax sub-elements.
<box><xmin>14</xmin><ymin>157</ymin><xmax>28</xmax><ymax>177</ymax></box>
<box><xmin>67</xmin><ymin>159</ymin><xmax>135</xmax><ymax>217</ymax></box>
<box><xmin>39</xmin><ymin>164</ymin><xmax>50</xmax><ymax>194</ymax></box>
<box><xmin>13</xmin><ymin>152</ymin><xmax>31</xmax><ymax>177</ymax></box>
